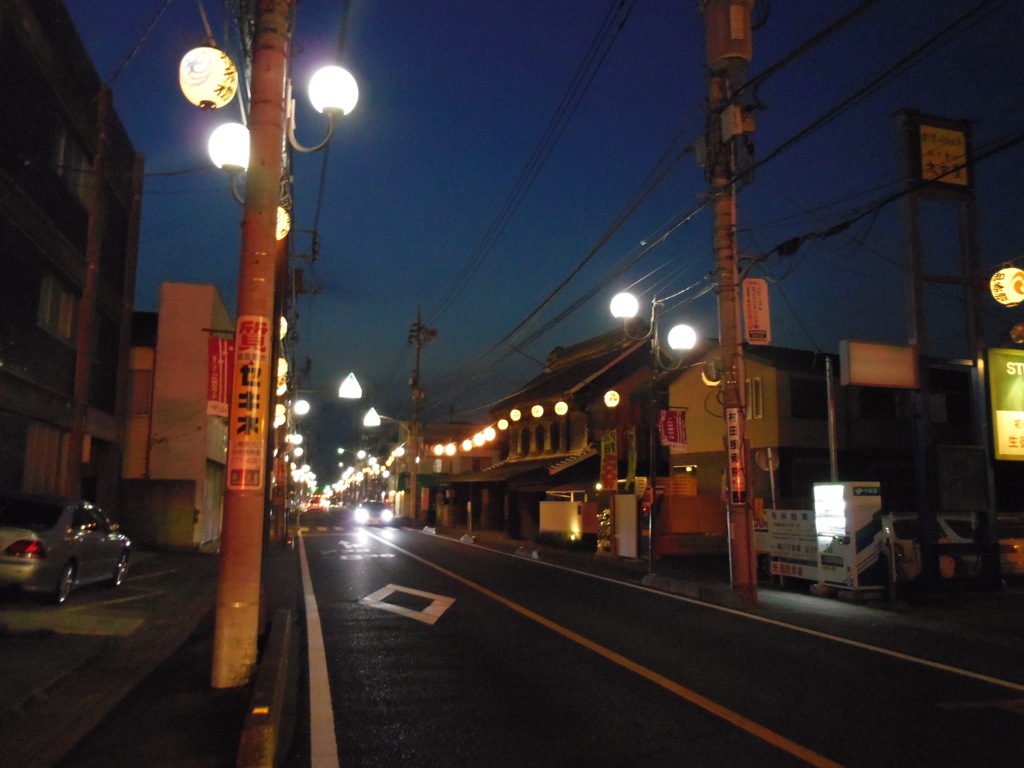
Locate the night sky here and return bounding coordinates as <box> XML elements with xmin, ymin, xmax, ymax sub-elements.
<box><xmin>64</xmin><ymin>0</ymin><xmax>1024</xmax><ymax>477</ymax></box>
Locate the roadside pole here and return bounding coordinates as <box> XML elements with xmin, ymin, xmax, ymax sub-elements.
<box><xmin>212</xmin><ymin>0</ymin><xmax>290</xmax><ymax>688</ymax></box>
<box><xmin>703</xmin><ymin>0</ymin><xmax>757</xmax><ymax>607</ymax></box>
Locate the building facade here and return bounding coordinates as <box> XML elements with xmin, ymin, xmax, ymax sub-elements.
<box><xmin>0</xmin><ymin>0</ymin><xmax>143</xmax><ymax>513</ymax></box>
<box><xmin>122</xmin><ymin>283</ymin><xmax>231</xmax><ymax>549</ymax></box>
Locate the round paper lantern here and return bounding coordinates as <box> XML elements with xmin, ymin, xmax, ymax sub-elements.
<box><xmin>990</xmin><ymin>267</ymin><xmax>1024</xmax><ymax>307</ymax></box>
<box><xmin>180</xmin><ymin>47</ymin><xmax>238</xmax><ymax>110</ymax></box>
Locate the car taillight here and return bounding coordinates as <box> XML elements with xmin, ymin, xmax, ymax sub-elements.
<box><xmin>4</xmin><ymin>540</ymin><xmax>46</xmax><ymax>558</ymax></box>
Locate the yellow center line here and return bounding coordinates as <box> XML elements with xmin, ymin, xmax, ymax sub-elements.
<box><xmin>369</xmin><ymin>532</ymin><xmax>844</xmax><ymax>768</ymax></box>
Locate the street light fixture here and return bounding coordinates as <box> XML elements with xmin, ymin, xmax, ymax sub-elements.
<box><xmin>610</xmin><ymin>291</ymin><xmax>697</xmax><ymax>573</ymax></box>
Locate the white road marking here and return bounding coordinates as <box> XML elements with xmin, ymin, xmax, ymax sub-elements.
<box><xmin>298</xmin><ymin>534</ymin><xmax>340</xmax><ymax>768</ymax></box>
<box><xmin>360</xmin><ymin>584</ymin><xmax>455</xmax><ymax>625</ymax></box>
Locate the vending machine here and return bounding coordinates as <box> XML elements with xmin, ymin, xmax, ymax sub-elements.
<box><xmin>814</xmin><ymin>482</ymin><xmax>885</xmax><ymax>592</ymax></box>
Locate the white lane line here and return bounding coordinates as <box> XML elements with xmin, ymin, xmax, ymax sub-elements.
<box><xmin>298</xmin><ymin>533</ymin><xmax>340</xmax><ymax>768</ymax></box>
<box><xmin>437</xmin><ymin>532</ymin><xmax>1024</xmax><ymax>695</ymax></box>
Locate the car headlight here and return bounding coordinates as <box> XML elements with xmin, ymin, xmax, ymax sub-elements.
<box><xmin>381</xmin><ymin>509</ymin><xmax>393</xmax><ymax>522</ymax></box>
<box><xmin>354</xmin><ymin>507</ymin><xmax>369</xmax><ymax>524</ymax></box>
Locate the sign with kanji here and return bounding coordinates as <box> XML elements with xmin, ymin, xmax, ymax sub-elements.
<box><xmin>918</xmin><ymin>123</ymin><xmax>968</xmax><ymax>186</ymax></box>
<box><xmin>989</xmin><ymin>348</ymin><xmax>1024</xmax><ymax>461</ymax></box>
<box><xmin>227</xmin><ymin>315</ymin><xmax>272</xmax><ymax>489</ymax></box>
<box><xmin>600</xmin><ymin>429</ymin><xmax>618</xmax><ymax>489</ymax></box>
<box><xmin>207</xmin><ymin>336</ymin><xmax>233</xmax><ymax>417</ymax></box>
<box><xmin>725</xmin><ymin>407</ymin><xmax>746</xmax><ymax>503</ymax></box>
<box><xmin>742</xmin><ymin>277</ymin><xmax>770</xmax><ymax>345</ymax></box>
<box><xmin>657</xmin><ymin>409</ymin><xmax>687</xmax><ymax>452</ymax></box>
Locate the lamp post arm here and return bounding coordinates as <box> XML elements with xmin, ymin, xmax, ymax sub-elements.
<box><xmin>285</xmin><ymin>80</ymin><xmax>336</xmax><ymax>153</ymax></box>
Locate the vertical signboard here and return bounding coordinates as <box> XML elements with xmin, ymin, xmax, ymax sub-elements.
<box><xmin>227</xmin><ymin>315</ymin><xmax>272</xmax><ymax>490</ymax></box>
<box><xmin>600</xmin><ymin>429</ymin><xmax>618</xmax><ymax>489</ymax></box>
<box><xmin>989</xmin><ymin>348</ymin><xmax>1024</xmax><ymax>461</ymax></box>
<box><xmin>207</xmin><ymin>336</ymin><xmax>233</xmax><ymax>417</ymax></box>
<box><xmin>742</xmin><ymin>277</ymin><xmax>770</xmax><ymax>345</ymax></box>
<box><xmin>726</xmin><ymin>407</ymin><xmax>746</xmax><ymax>503</ymax></box>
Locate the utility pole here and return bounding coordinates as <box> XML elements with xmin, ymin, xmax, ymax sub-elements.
<box><xmin>212</xmin><ymin>0</ymin><xmax>290</xmax><ymax>688</ymax></box>
<box><xmin>408</xmin><ymin>309</ymin><xmax>437</xmax><ymax>523</ymax></box>
<box><xmin>702</xmin><ymin>0</ymin><xmax>757</xmax><ymax>607</ymax></box>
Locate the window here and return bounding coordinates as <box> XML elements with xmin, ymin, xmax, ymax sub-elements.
<box><xmin>745</xmin><ymin>377</ymin><xmax>763</xmax><ymax>419</ymax></box>
<box><xmin>38</xmin><ymin>272</ymin><xmax>77</xmax><ymax>342</ymax></box>
<box><xmin>53</xmin><ymin>126</ymin><xmax>92</xmax><ymax>207</ymax></box>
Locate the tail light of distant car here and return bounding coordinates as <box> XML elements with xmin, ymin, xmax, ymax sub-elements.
<box><xmin>4</xmin><ymin>540</ymin><xmax>46</xmax><ymax>558</ymax></box>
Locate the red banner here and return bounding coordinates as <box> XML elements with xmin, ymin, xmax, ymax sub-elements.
<box><xmin>657</xmin><ymin>410</ymin><xmax>687</xmax><ymax>452</ymax></box>
<box><xmin>207</xmin><ymin>336</ymin><xmax>234</xmax><ymax>417</ymax></box>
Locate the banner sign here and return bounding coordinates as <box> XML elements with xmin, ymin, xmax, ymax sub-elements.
<box><xmin>207</xmin><ymin>336</ymin><xmax>233</xmax><ymax>417</ymax></box>
<box><xmin>743</xmin><ymin>277</ymin><xmax>771</xmax><ymax>345</ymax></box>
<box><xmin>726</xmin><ymin>407</ymin><xmax>746</xmax><ymax>503</ymax></box>
<box><xmin>657</xmin><ymin>409</ymin><xmax>687</xmax><ymax>452</ymax></box>
<box><xmin>626</xmin><ymin>427</ymin><xmax>636</xmax><ymax>488</ymax></box>
<box><xmin>600</xmin><ymin>429</ymin><xmax>618</xmax><ymax>489</ymax></box>
<box><xmin>227</xmin><ymin>315</ymin><xmax>272</xmax><ymax>490</ymax></box>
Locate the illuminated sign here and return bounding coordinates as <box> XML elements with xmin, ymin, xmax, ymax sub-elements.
<box><xmin>989</xmin><ymin>348</ymin><xmax>1024</xmax><ymax>461</ymax></box>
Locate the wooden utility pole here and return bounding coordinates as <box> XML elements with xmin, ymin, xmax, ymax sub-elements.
<box><xmin>702</xmin><ymin>0</ymin><xmax>757</xmax><ymax>606</ymax></box>
<box><xmin>408</xmin><ymin>310</ymin><xmax>437</xmax><ymax>523</ymax></box>
<box><xmin>212</xmin><ymin>0</ymin><xmax>290</xmax><ymax>688</ymax></box>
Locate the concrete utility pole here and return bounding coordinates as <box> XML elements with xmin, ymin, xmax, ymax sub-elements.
<box><xmin>702</xmin><ymin>0</ymin><xmax>757</xmax><ymax>606</ymax></box>
<box><xmin>408</xmin><ymin>310</ymin><xmax>437</xmax><ymax>523</ymax></box>
<box><xmin>212</xmin><ymin>0</ymin><xmax>290</xmax><ymax>688</ymax></box>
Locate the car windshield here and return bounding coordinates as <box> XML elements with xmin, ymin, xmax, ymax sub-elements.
<box><xmin>0</xmin><ymin>498</ymin><xmax>63</xmax><ymax>531</ymax></box>
<box><xmin>943</xmin><ymin>518</ymin><xmax>975</xmax><ymax>539</ymax></box>
<box><xmin>361</xmin><ymin>502</ymin><xmax>387</xmax><ymax>512</ymax></box>
<box><xmin>890</xmin><ymin>519</ymin><xmax>920</xmax><ymax>540</ymax></box>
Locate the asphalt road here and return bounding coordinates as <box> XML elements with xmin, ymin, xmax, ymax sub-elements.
<box><xmin>295</xmin><ymin>527</ymin><xmax>1023</xmax><ymax>768</ymax></box>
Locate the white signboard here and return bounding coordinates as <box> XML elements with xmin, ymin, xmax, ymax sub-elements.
<box><xmin>743</xmin><ymin>277</ymin><xmax>771</xmax><ymax>345</ymax></box>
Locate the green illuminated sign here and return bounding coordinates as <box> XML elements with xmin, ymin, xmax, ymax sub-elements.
<box><xmin>989</xmin><ymin>348</ymin><xmax>1024</xmax><ymax>461</ymax></box>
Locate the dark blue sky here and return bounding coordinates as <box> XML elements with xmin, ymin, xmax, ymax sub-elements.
<box><xmin>65</xmin><ymin>0</ymin><xmax>1024</xmax><ymax>470</ymax></box>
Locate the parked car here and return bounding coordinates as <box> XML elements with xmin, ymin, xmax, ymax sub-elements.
<box><xmin>0</xmin><ymin>492</ymin><xmax>131</xmax><ymax>604</ymax></box>
<box><xmin>880</xmin><ymin>512</ymin><xmax>977</xmax><ymax>581</ymax></box>
<box><xmin>352</xmin><ymin>500</ymin><xmax>393</xmax><ymax>527</ymax></box>
<box><xmin>997</xmin><ymin>515</ymin><xmax>1024</xmax><ymax>578</ymax></box>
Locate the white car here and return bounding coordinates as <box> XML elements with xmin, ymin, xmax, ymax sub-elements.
<box><xmin>353</xmin><ymin>501</ymin><xmax>394</xmax><ymax>526</ymax></box>
<box><xmin>0</xmin><ymin>493</ymin><xmax>131</xmax><ymax>604</ymax></box>
<box><xmin>880</xmin><ymin>512</ymin><xmax>977</xmax><ymax>582</ymax></box>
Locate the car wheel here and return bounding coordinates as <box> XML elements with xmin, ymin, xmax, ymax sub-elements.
<box><xmin>54</xmin><ymin>561</ymin><xmax>75</xmax><ymax>605</ymax></box>
<box><xmin>109</xmin><ymin>551</ymin><xmax>129</xmax><ymax>588</ymax></box>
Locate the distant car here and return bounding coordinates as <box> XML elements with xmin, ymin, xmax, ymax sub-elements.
<box><xmin>997</xmin><ymin>515</ymin><xmax>1024</xmax><ymax>578</ymax></box>
<box><xmin>0</xmin><ymin>492</ymin><xmax>131</xmax><ymax>604</ymax></box>
<box><xmin>353</xmin><ymin>500</ymin><xmax>393</xmax><ymax>527</ymax></box>
<box><xmin>880</xmin><ymin>512</ymin><xmax>977</xmax><ymax>581</ymax></box>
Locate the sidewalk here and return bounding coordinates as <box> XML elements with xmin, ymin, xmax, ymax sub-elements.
<box><xmin>0</xmin><ymin>543</ymin><xmax>300</xmax><ymax>768</ymax></box>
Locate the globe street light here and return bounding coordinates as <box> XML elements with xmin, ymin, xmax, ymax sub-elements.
<box><xmin>610</xmin><ymin>291</ymin><xmax>697</xmax><ymax>573</ymax></box>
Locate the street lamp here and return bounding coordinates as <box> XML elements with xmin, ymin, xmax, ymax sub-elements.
<box><xmin>363</xmin><ymin>408</ymin><xmax>418</xmax><ymax>518</ymax></box>
<box><xmin>610</xmin><ymin>291</ymin><xmax>697</xmax><ymax>573</ymax></box>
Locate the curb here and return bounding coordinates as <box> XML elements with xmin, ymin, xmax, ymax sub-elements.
<box><xmin>237</xmin><ymin>609</ymin><xmax>298</xmax><ymax>768</ymax></box>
